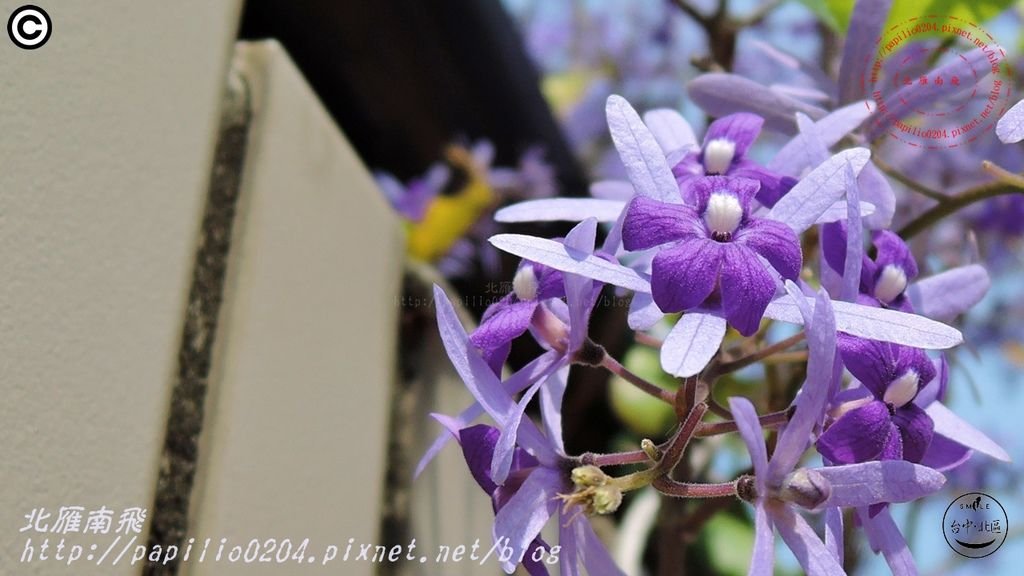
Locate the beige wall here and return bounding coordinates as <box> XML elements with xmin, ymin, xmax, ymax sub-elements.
<box><xmin>0</xmin><ymin>2</ymin><xmax>242</xmax><ymax>575</ymax></box>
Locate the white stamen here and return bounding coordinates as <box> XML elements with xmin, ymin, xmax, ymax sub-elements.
<box><xmin>704</xmin><ymin>192</ymin><xmax>744</xmax><ymax>240</ymax></box>
<box><xmin>884</xmin><ymin>369</ymin><xmax>919</xmax><ymax>408</ymax></box>
<box><xmin>513</xmin><ymin>266</ymin><xmax>539</xmax><ymax>301</ymax></box>
<box><xmin>703</xmin><ymin>138</ymin><xmax>736</xmax><ymax>174</ymax></box>
<box><xmin>874</xmin><ymin>264</ymin><xmax>908</xmax><ymax>304</ymax></box>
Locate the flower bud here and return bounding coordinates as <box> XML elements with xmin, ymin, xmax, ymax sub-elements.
<box><xmin>778</xmin><ymin>468</ymin><xmax>832</xmax><ymax>509</ymax></box>
<box><xmin>590</xmin><ymin>485</ymin><xmax>623</xmax><ymax>515</ymax></box>
<box><xmin>571</xmin><ymin>465</ymin><xmax>607</xmax><ymax>488</ymax></box>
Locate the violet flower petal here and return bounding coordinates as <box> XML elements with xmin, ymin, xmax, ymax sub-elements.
<box><xmin>719</xmin><ymin>244</ymin><xmax>778</xmax><ymax>336</ymax></box>
<box><xmin>643</xmin><ymin>108</ymin><xmax>698</xmax><ymax>155</ymax></box>
<box><xmin>814</xmin><ymin>201</ymin><xmax>876</xmax><ymax>224</ymax></box>
<box><xmin>621</xmin><ymin>196</ymin><xmax>704</xmax><ymax>251</ymax></box>
<box><xmin>997</xmin><ymin>98</ymin><xmax>1024</xmax><ymax>143</ymax></box>
<box><xmin>837</xmin><ymin>0</ymin><xmax>893</xmax><ymax>104</ymax></box>
<box><xmin>824</xmin><ymin>507</ymin><xmax>844</xmax><ymax>566</ymax></box>
<box><xmin>493</xmin><ymin>467</ymin><xmax>563</xmax><ymax>574</ymax></box>
<box><xmin>769</xmin><ymin>101</ymin><xmax>874</xmax><ymax>176</ymax></box>
<box><xmin>729</xmin><ymin>396</ymin><xmax>769</xmax><ymax>489</ymax></box>
<box><xmin>733</xmin><ymin>218</ymin><xmax>803</xmax><ymax>281</ymax></box>
<box><xmin>492</xmin><ymin>357</ymin><xmax>566</xmax><ymax>484</ymax></box>
<box><xmin>919</xmin><ymin>434</ymin><xmax>972</xmax><ymax>472</ymax></box>
<box><xmin>661</xmin><ymin>312</ymin><xmax>727</xmax><ymax>377</ymax></box>
<box><xmin>688</xmin><ymin>73</ymin><xmax>827</xmax><ymax>134</ymax></box>
<box><xmin>873</xmin><ymin>230</ymin><xmax>918</xmax><ymax>279</ymax></box>
<box><xmin>471</xmin><ymin>299</ymin><xmax>539</xmax><ymax>355</ymax></box>
<box><xmin>879</xmin><ymin>423</ymin><xmax>904</xmax><ymax>461</ymax></box>
<box><xmin>892</xmin><ymin>404</ymin><xmax>934</xmax><ymax>464</ymax></box>
<box><xmin>817</xmin><ymin>400</ymin><xmax>892</xmax><ymax>464</ymax></box>
<box><xmin>856</xmin><ymin>163</ymin><xmax>896</xmax><ymax>229</ymax></box>
<box><xmin>818</xmin><ymin>460</ymin><xmax>945</xmax><ymax>508</ymax></box>
<box><xmin>763</xmin><ymin>294</ymin><xmax>963</xmax><ymax>349</ymax></box>
<box><xmin>906</xmin><ymin>264</ymin><xmax>990</xmax><ymax>320</ymax></box>
<box><xmin>703</xmin><ymin>112</ymin><xmax>764</xmax><ymax>157</ymax></box>
<box><xmin>794</xmin><ymin>113</ymin><xmax>830</xmax><ymax>163</ymax></box>
<box><xmin>750</xmin><ymin>503</ymin><xmax>775</xmax><ymax>576</ymax></box>
<box><xmin>433</xmin><ymin>286</ymin><xmax>560</xmax><ymax>465</ymax></box>
<box><xmin>415</xmin><ymin>351</ymin><xmax>562</xmax><ymax>478</ymax></box>
<box><xmin>489</xmin><ymin>234</ymin><xmax>651</xmax><ymax>293</ymax></box>
<box><xmin>768</xmin><ymin>148</ymin><xmax>871</xmax><ymax>234</ymax></box>
<box><xmin>563</xmin><ymin>218</ymin><xmax>600</xmax><ymax>353</ymax></box>
<box><xmin>842</xmin><ymin>161</ymin><xmax>864</xmax><ymax>302</ymax></box>
<box><xmin>836</xmin><ymin>335</ymin><xmax>895</xmax><ymax>397</ymax></box>
<box><xmin>651</xmin><ymin>239</ymin><xmax>723</xmax><ymax>313</ymax></box>
<box><xmin>559</xmin><ymin>518</ymin><xmax>580</xmax><ymax>576</ymax></box>
<box><xmin>458</xmin><ymin>424</ymin><xmax>503</xmax><ymax>494</ymax></box>
<box><xmin>857</xmin><ymin>508</ymin><xmax>917</xmax><ymax>576</ymax></box>
<box><xmin>539</xmin><ymin>365</ymin><xmax>569</xmax><ymax>455</ymax></box>
<box><xmin>628</xmin><ymin>291</ymin><xmax>664</xmax><ymax>331</ymax></box>
<box><xmin>590</xmin><ymin>180</ymin><xmax>635</xmax><ymax>201</ymax></box>
<box><xmin>926</xmin><ymin>401</ymin><xmax>1011</xmax><ymax>462</ymax></box>
<box><xmin>578</xmin><ymin>518</ymin><xmax>625</xmax><ymax>575</ymax></box>
<box><xmin>772</xmin><ymin>504</ymin><xmax>846</xmax><ymax>575</ymax></box>
<box><xmin>495</xmin><ymin>198</ymin><xmax>626</xmax><ymax>223</ymax></box>
<box><xmin>606</xmin><ymin>95</ymin><xmax>680</xmax><ymax>204</ymax></box>
<box><xmin>770</xmin><ymin>285</ymin><xmax>836</xmax><ymax>483</ymax></box>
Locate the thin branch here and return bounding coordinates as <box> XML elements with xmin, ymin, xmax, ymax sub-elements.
<box><xmin>873</xmin><ymin>157</ymin><xmax>948</xmax><ymax>202</ymax></box>
<box><xmin>601</xmin><ymin>353</ymin><xmax>675</xmax><ymax>404</ymax></box>
<box><xmin>695</xmin><ymin>407</ymin><xmax>792</xmax><ymax>437</ymax></box>
<box><xmin>652</xmin><ymin>477</ymin><xmax>737</xmax><ymax>498</ymax></box>
<box><xmin>707</xmin><ymin>331</ymin><xmax>807</xmax><ymax>377</ymax></box>
<box><xmin>899</xmin><ymin>180</ymin><xmax>1024</xmax><ymax>239</ymax></box>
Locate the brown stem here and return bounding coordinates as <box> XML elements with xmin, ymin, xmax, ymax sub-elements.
<box><xmin>652</xmin><ymin>477</ymin><xmax>737</xmax><ymax>498</ymax></box>
<box><xmin>695</xmin><ymin>408</ymin><xmax>792</xmax><ymax>437</ymax></box>
<box><xmin>873</xmin><ymin>157</ymin><xmax>948</xmax><ymax>201</ymax></box>
<box><xmin>708</xmin><ymin>331</ymin><xmax>807</xmax><ymax>377</ymax></box>
<box><xmin>601</xmin><ymin>353</ymin><xmax>675</xmax><ymax>404</ymax></box>
<box><xmin>899</xmin><ymin>178</ymin><xmax>1024</xmax><ymax>239</ymax></box>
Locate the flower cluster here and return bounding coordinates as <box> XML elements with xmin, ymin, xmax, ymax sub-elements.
<box><xmin>413</xmin><ymin>1</ymin><xmax>1017</xmax><ymax>574</ymax></box>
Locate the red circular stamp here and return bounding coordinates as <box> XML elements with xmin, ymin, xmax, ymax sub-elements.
<box><xmin>862</xmin><ymin>14</ymin><xmax>1014</xmax><ymax>149</ymax></box>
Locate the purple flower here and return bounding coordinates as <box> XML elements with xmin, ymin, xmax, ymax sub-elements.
<box><xmin>670</xmin><ymin>113</ymin><xmax>797</xmax><ymax>206</ymax></box>
<box><xmin>817</xmin><ymin>337</ymin><xmax>936</xmax><ymax>465</ymax></box>
<box><xmin>374</xmin><ymin>163</ymin><xmax>449</xmax><ymax>221</ymax></box>
<box><xmin>621</xmin><ymin>175</ymin><xmax>802</xmax><ymax>336</ymax></box>
<box><xmin>470</xmin><ymin>260</ymin><xmax>566</xmax><ymax>374</ymax></box>
<box><xmin>426</xmin><ymin>285</ymin><xmax>624</xmax><ymax>575</ymax></box>
<box><xmin>433</xmin><ymin>417</ymin><xmax>622</xmax><ymax>576</ymax></box>
<box><xmin>822</xmin><ymin>223</ymin><xmax>991</xmax><ymax>320</ymax></box>
<box><xmin>730</xmin><ymin>286</ymin><xmax>945</xmax><ymax>575</ymax></box>
<box><xmin>822</xmin><ymin>226</ymin><xmax>918</xmax><ymax>311</ymax></box>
